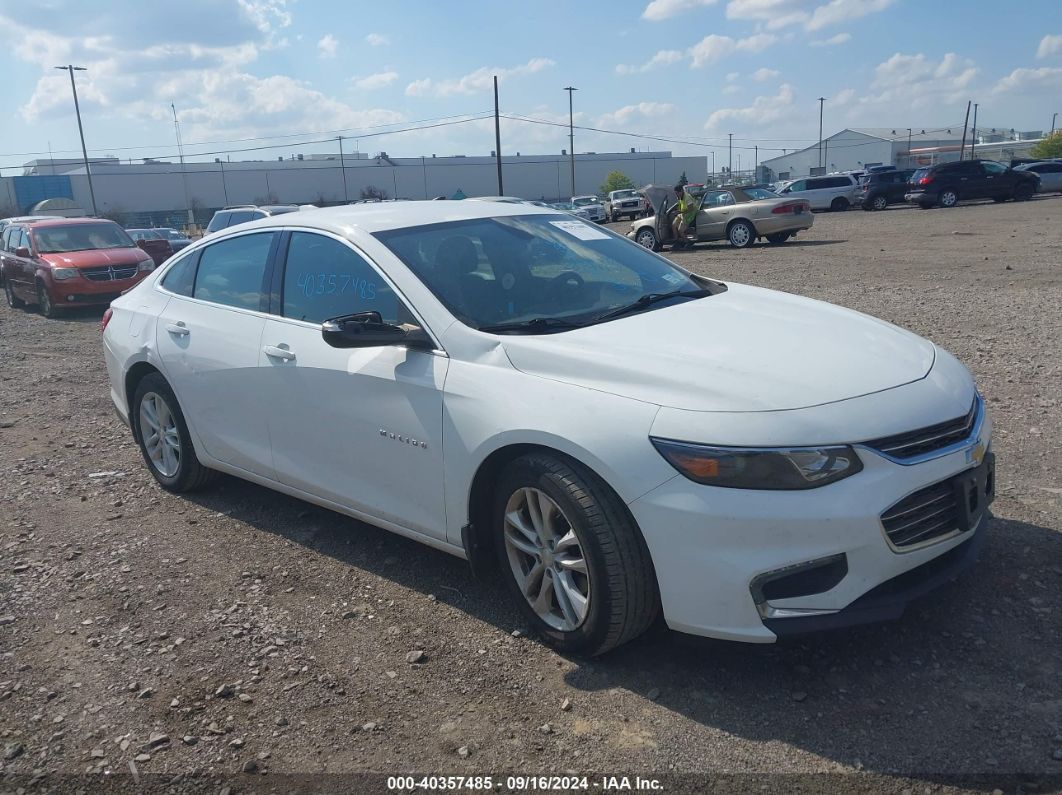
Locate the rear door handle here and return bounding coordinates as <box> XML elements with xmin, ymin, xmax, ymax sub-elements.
<box><xmin>263</xmin><ymin>344</ymin><xmax>296</xmax><ymax>361</ymax></box>
<box><xmin>165</xmin><ymin>322</ymin><xmax>189</xmax><ymax>336</ymax></box>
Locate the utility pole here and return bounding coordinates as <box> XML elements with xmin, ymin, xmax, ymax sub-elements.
<box><xmin>564</xmin><ymin>86</ymin><xmax>577</xmax><ymax>196</ymax></box>
<box><xmin>971</xmin><ymin>103</ymin><xmax>979</xmax><ymax>160</ymax></box>
<box><xmin>728</xmin><ymin>133</ymin><xmax>733</xmax><ymax>175</ymax></box>
<box><xmin>170</xmin><ymin>104</ymin><xmax>194</xmax><ymax>227</ymax></box>
<box><xmin>710</xmin><ymin>150</ymin><xmax>715</xmax><ymax>181</ymax></box>
<box><xmin>817</xmin><ymin>97</ymin><xmax>826</xmax><ymax>171</ymax></box>
<box><xmin>1051</xmin><ymin>112</ymin><xmax>1057</xmax><ymax>135</ymax></box>
<box><xmin>494</xmin><ymin>76</ymin><xmax>504</xmax><ymax>195</ymax></box>
<box><xmin>337</xmin><ymin>136</ymin><xmax>349</xmax><ymax>202</ymax></box>
<box><xmin>906</xmin><ymin>128</ymin><xmax>912</xmax><ymax>168</ymax></box>
<box><xmin>959</xmin><ymin>100</ymin><xmax>972</xmax><ymax>161</ymax></box>
<box><xmin>55</xmin><ymin>65</ymin><xmax>97</xmax><ymax>216</ymax></box>
<box><xmin>754</xmin><ymin>145</ymin><xmax>758</xmax><ymax>181</ymax></box>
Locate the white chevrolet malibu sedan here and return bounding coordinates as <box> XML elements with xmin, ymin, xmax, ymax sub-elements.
<box><xmin>102</xmin><ymin>202</ymin><xmax>994</xmax><ymax>655</ymax></box>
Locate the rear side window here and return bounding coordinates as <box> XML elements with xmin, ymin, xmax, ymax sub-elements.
<box><xmin>193</xmin><ymin>232</ymin><xmax>275</xmax><ymax>311</ymax></box>
<box><xmin>281</xmin><ymin>232</ymin><xmax>401</xmax><ymax>324</ymax></box>
<box><xmin>206</xmin><ymin>212</ymin><xmax>230</xmax><ymax>233</ymax></box>
<box><xmin>227</xmin><ymin>211</ymin><xmax>256</xmax><ymax>226</ymax></box>
<box><xmin>161</xmin><ymin>251</ymin><xmax>199</xmax><ymax>297</ymax></box>
<box><xmin>0</xmin><ymin>228</ymin><xmax>13</xmax><ymax>251</ymax></box>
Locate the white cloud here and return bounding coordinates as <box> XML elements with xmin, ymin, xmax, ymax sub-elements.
<box><xmin>751</xmin><ymin>67</ymin><xmax>780</xmax><ymax>81</ymax></box>
<box><xmin>806</xmin><ymin>0</ymin><xmax>895</xmax><ymax>31</ymax></box>
<box><xmin>832</xmin><ymin>87</ymin><xmax>856</xmax><ymax>105</ymax></box>
<box><xmin>404</xmin><ymin>57</ymin><xmax>555</xmax><ymax>97</ymax></box>
<box><xmin>857</xmin><ymin>52</ymin><xmax>979</xmax><ymax>111</ymax></box>
<box><xmin>722</xmin><ymin>84</ymin><xmax>742</xmax><ymax>95</ymax></box>
<box><xmin>236</xmin><ymin>0</ymin><xmax>293</xmax><ymax>37</ymax></box>
<box><xmin>688</xmin><ymin>33</ymin><xmax>776</xmax><ymax>67</ymax></box>
<box><xmin>365</xmin><ymin>32</ymin><xmax>389</xmax><ymax>47</ymax></box>
<box><xmin>993</xmin><ymin>66</ymin><xmax>1062</xmax><ymax>95</ymax></box>
<box><xmin>597</xmin><ymin>102</ymin><xmax>675</xmax><ymax>128</ymax></box>
<box><xmin>705</xmin><ymin>83</ymin><xmax>794</xmax><ymax>130</ymax></box>
<box><xmin>1038</xmin><ymin>34</ymin><xmax>1062</xmax><ymax>59</ymax></box>
<box><xmin>317</xmin><ymin>34</ymin><xmax>338</xmax><ymax>58</ymax></box>
<box><xmin>354</xmin><ymin>71</ymin><xmax>398</xmax><ymax>90</ymax></box>
<box><xmin>642</xmin><ymin>0</ymin><xmax>718</xmax><ymax>21</ymax></box>
<box><xmin>615</xmin><ymin>49</ymin><xmax>684</xmax><ymax>75</ymax></box>
<box><xmin>726</xmin><ymin>71</ymin><xmax>740</xmax><ymax>81</ymax></box>
<box><xmin>811</xmin><ymin>32</ymin><xmax>851</xmax><ymax>46</ymax></box>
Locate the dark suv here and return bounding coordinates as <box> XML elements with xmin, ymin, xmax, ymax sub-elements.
<box><xmin>904</xmin><ymin>160</ymin><xmax>1038</xmax><ymax>209</ymax></box>
<box><xmin>857</xmin><ymin>169</ymin><xmax>914</xmax><ymax>211</ymax></box>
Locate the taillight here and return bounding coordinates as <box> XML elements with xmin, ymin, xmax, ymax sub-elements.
<box><xmin>101</xmin><ymin>307</ymin><xmax>113</xmax><ymax>334</ymax></box>
<box><xmin>771</xmin><ymin>202</ymin><xmax>806</xmax><ymax>214</ymax></box>
<box><xmin>918</xmin><ymin>175</ymin><xmax>933</xmax><ymax>185</ymax></box>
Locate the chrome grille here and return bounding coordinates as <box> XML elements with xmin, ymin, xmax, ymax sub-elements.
<box><xmin>881</xmin><ymin>480</ymin><xmax>960</xmax><ymax>548</ymax></box>
<box><xmin>82</xmin><ymin>265</ymin><xmax>138</xmax><ymax>282</ymax></box>
<box><xmin>864</xmin><ymin>398</ymin><xmax>979</xmax><ymax>460</ymax></box>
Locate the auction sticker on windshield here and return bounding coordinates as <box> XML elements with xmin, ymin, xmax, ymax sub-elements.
<box><xmin>549</xmin><ymin>220</ymin><xmax>609</xmax><ymax>241</ymax></box>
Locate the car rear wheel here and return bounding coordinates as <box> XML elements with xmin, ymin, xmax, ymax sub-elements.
<box><xmin>765</xmin><ymin>232</ymin><xmax>792</xmax><ymax>244</ymax></box>
<box><xmin>635</xmin><ymin>228</ymin><xmax>659</xmax><ymax>251</ymax></box>
<box><xmin>36</xmin><ymin>281</ymin><xmax>58</xmax><ymax>318</ymax></box>
<box><xmin>870</xmin><ymin>195</ymin><xmax>888</xmax><ymax>211</ymax></box>
<box><xmin>5</xmin><ymin>279</ymin><xmax>26</xmax><ymax>309</ymax></box>
<box><xmin>610</xmin><ymin>211</ymin><xmax>619</xmax><ymax>222</ymax></box>
<box><xmin>727</xmin><ymin>219</ymin><xmax>755</xmax><ymax>248</ymax></box>
<box><xmin>1013</xmin><ymin>183</ymin><xmax>1034</xmax><ymax>201</ymax></box>
<box><xmin>939</xmin><ymin>189</ymin><xmax>959</xmax><ymax>208</ymax></box>
<box><xmin>133</xmin><ymin>373</ymin><xmax>216</xmax><ymax>492</ymax></box>
<box><xmin>494</xmin><ymin>452</ymin><xmax>659</xmax><ymax>655</ymax></box>
<box><xmin>992</xmin><ymin>196</ymin><xmax>1007</xmax><ymax>203</ymax></box>
<box><xmin>830</xmin><ymin>197</ymin><xmax>849</xmax><ymax>211</ymax></box>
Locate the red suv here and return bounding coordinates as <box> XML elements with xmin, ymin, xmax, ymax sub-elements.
<box><xmin>1</xmin><ymin>218</ymin><xmax>155</xmax><ymax>318</ymax></box>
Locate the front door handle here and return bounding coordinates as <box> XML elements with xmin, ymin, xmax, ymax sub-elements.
<box><xmin>165</xmin><ymin>322</ymin><xmax>189</xmax><ymax>336</ymax></box>
<box><xmin>263</xmin><ymin>344</ymin><xmax>296</xmax><ymax>361</ymax></box>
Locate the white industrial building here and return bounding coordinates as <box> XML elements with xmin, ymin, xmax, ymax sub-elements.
<box><xmin>760</xmin><ymin>127</ymin><xmax>1045</xmax><ymax>181</ymax></box>
<box><xmin>1</xmin><ymin>150</ymin><xmax>705</xmax><ymax>228</ymax></box>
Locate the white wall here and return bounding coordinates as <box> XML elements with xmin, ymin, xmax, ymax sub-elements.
<box><xmin>763</xmin><ymin>132</ymin><xmax>892</xmax><ymax>179</ymax></box>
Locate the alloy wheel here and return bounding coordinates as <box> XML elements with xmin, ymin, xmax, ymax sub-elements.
<box><xmin>872</xmin><ymin>195</ymin><xmax>888</xmax><ymax>210</ymax></box>
<box><xmin>729</xmin><ymin>222</ymin><xmax>752</xmax><ymax>247</ymax></box>
<box><xmin>139</xmin><ymin>391</ymin><xmax>182</xmax><ymax>477</ymax></box>
<box><xmin>941</xmin><ymin>190</ymin><xmax>958</xmax><ymax>208</ymax></box>
<box><xmin>635</xmin><ymin>229</ymin><xmax>656</xmax><ymax>249</ymax></box>
<box><xmin>503</xmin><ymin>487</ymin><xmax>590</xmax><ymax>632</ymax></box>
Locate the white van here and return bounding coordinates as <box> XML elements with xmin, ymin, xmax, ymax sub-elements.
<box><xmin>776</xmin><ymin>174</ymin><xmax>860</xmax><ymax>211</ymax></box>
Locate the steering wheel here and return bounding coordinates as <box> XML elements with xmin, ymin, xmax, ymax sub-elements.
<box><xmin>546</xmin><ymin>271</ymin><xmax>585</xmax><ymax>301</ymax></box>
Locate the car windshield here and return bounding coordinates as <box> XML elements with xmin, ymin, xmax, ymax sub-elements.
<box><xmin>571</xmin><ymin>197</ymin><xmax>597</xmax><ymax>207</ymax></box>
<box><xmin>742</xmin><ymin>187</ymin><xmax>778</xmax><ymax>200</ymax></box>
<box><xmin>35</xmin><ymin>223</ymin><xmax>135</xmax><ymax>253</ymax></box>
<box><xmin>612</xmin><ymin>190</ymin><xmax>637</xmax><ymax>200</ymax></box>
<box><xmin>375</xmin><ymin>214</ymin><xmax>706</xmax><ymax>332</ymax></box>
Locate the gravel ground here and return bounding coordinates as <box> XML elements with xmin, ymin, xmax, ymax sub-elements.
<box><xmin>1</xmin><ymin>197</ymin><xmax>1060</xmax><ymax>793</ymax></box>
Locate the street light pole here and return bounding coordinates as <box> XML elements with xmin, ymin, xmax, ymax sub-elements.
<box><xmin>1052</xmin><ymin>112</ymin><xmax>1058</xmax><ymax>135</ymax></box>
<box><xmin>55</xmin><ymin>65</ymin><xmax>97</xmax><ymax>216</ymax></box>
<box><xmin>337</xmin><ymin>136</ymin><xmax>349</xmax><ymax>202</ymax></box>
<box><xmin>728</xmin><ymin>133</ymin><xmax>733</xmax><ymax>174</ymax></box>
<box><xmin>971</xmin><ymin>103</ymin><xmax>979</xmax><ymax>159</ymax></box>
<box><xmin>170</xmin><ymin>103</ymin><xmax>194</xmax><ymax>227</ymax></box>
<box><xmin>564</xmin><ymin>86</ymin><xmax>578</xmax><ymax>196</ymax></box>
<box><xmin>817</xmin><ymin>97</ymin><xmax>826</xmax><ymax>171</ymax></box>
<box><xmin>906</xmin><ymin>128</ymin><xmax>912</xmax><ymax>168</ymax></box>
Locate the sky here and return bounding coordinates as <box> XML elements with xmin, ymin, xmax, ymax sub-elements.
<box><xmin>1</xmin><ymin>0</ymin><xmax>1060</xmax><ymax>173</ymax></box>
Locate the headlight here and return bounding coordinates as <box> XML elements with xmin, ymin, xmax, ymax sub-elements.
<box><xmin>138</xmin><ymin>260</ymin><xmax>155</xmax><ymax>272</ymax></box>
<box><xmin>52</xmin><ymin>267</ymin><xmax>78</xmax><ymax>280</ymax></box>
<box><xmin>650</xmin><ymin>438</ymin><xmax>863</xmax><ymax>490</ymax></box>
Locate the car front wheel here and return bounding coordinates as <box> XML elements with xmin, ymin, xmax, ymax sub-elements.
<box><xmin>494</xmin><ymin>452</ymin><xmax>659</xmax><ymax>655</ymax></box>
<box><xmin>133</xmin><ymin>373</ymin><xmax>216</xmax><ymax>492</ymax></box>
<box><xmin>1013</xmin><ymin>183</ymin><xmax>1034</xmax><ymax>201</ymax></box>
<box><xmin>36</xmin><ymin>282</ymin><xmax>58</xmax><ymax>318</ymax></box>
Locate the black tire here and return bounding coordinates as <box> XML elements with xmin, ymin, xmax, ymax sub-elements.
<box><xmin>918</xmin><ymin>202</ymin><xmax>934</xmax><ymax>210</ymax></box>
<box><xmin>493</xmin><ymin>452</ymin><xmax>659</xmax><ymax>655</ymax></box>
<box><xmin>992</xmin><ymin>196</ymin><xmax>1007</xmax><ymax>203</ymax></box>
<box><xmin>5</xmin><ymin>279</ymin><xmax>26</xmax><ymax>309</ymax></box>
<box><xmin>610</xmin><ymin>211</ymin><xmax>619</xmax><ymax>223</ymax></box>
<box><xmin>634</xmin><ymin>227</ymin><xmax>659</xmax><ymax>251</ymax></box>
<box><xmin>765</xmin><ymin>232</ymin><xmax>792</xmax><ymax>244</ymax></box>
<box><xmin>36</xmin><ymin>281</ymin><xmax>58</xmax><ymax>318</ymax></box>
<box><xmin>830</xmin><ymin>197</ymin><xmax>849</xmax><ymax>212</ymax></box>
<box><xmin>1013</xmin><ymin>183</ymin><xmax>1034</xmax><ymax>201</ymax></box>
<box><xmin>727</xmin><ymin>219</ymin><xmax>756</xmax><ymax>248</ymax></box>
<box><xmin>867</xmin><ymin>194</ymin><xmax>888</xmax><ymax>211</ymax></box>
<box><xmin>939</xmin><ymin>189</ymin><xmax>959</xmax><ymax>208</ymax></box>
<box><xmin>132</xmin><ymin>373</ymin><xmax>216</xmax><ymax>493</ymax></box>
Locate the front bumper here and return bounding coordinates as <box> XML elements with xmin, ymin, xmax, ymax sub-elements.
<box><xmin>628</xmin><ymin>409</ymin><xmax>993</xmax><ymax>643</ymax></box>
<box><xmin>45</xmin><ymin>272</ymin><xmax>149</xmax><ymax>306</ymax></box>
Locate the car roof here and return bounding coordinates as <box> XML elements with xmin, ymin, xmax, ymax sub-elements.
<box><xmin>214</xmin><ymin>200</ymin><xmax>565</xmax><ymax>237</ymax></box>
<box><xmin>24</xmin><ymin>217</ymin><xmax>116</xmax><ymax>228</ymax></box>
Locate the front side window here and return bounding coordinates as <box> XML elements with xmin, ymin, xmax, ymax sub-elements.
<box><xmin>787</xmin><ymin>180</ymin><xmax>807</xmax><ymax>192</ymax></box>
<box><xmin>981</xmin><ymin>161</ymin><xmax>1006</xmax><ymax>175</ymax></box>
<box><xmin>193</xmin><ymin>232</ymin><xmax>275</xmax><ymax>311</ymax></box>
<box><xmin>375</xmin><ymin>214</ymin><xmax>706</xmax><ymax>331</ymax></box>
<box><xmin>281</xmin><ymin>232</ymin><xmax>402</xmax><ymax>325</ymax></box>
<box><xmin>34</xmin><ymin>223</ymin><xmax>135</xmax><ymax>253</ymax></box>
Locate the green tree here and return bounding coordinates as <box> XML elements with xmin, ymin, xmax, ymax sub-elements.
<box><xmin>1030</xmin><ymin>131</ymin><xmax>1062</xmax><ymax>160</ymax></box>
<box><xmin>599</xmin><ymin>170</ymin><xmax>635</xmax><ymax>195</ymax></box>
<box><xmin>677</xmin><ymin>171</ymin><xmax>689</xmax><ymax>187</ymax></box>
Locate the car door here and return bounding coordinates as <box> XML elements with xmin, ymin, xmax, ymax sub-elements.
<box><xmin>155</xmin><ymin>230</ymin><xmax>279</xmax><ymax>479</ymax></box>
<box><xmin>1037</xmin><ymin>163</ymin><xmax>1062</xmax><ymax>191</ymax></box>
<box><xmin>258</xmin><ymin>230</ymin><xmax>449</xmax><ymax>540</ymax></box>
<box><xmin>695</xmin><ymin>190</ymin><xmax>736</xmax><ymax>240</ymax></box>
<box><xmin>8</xmin><ymin>229</ymin><xmax>35</xmax><ymax>298</ymax></box>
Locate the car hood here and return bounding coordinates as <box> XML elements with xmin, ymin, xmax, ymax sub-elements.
<box><xmin>500</xmin><ymin>283</ymin><xmax>936</xmax><ymax>412</ymax></box>
<box><xmin>41</xmin><ymin>248</ymin><xmax>150</xmax><ymax>268</ymax></box>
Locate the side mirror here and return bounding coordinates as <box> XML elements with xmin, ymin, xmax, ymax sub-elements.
<box><xmin>15</xmin><ymin>246</ymin><xmax>31</xmax><ymax>258</ymax></box>
<box><xmin>322</xmin><ymin>311</ymin><xmax>432</xmax><ymax>350</ymax></box>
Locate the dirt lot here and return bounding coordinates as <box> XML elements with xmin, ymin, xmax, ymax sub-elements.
<box><xmin>1</xmin><ymin>198</ymin><xmax>1060</xmax><ymax>793</ymax></box>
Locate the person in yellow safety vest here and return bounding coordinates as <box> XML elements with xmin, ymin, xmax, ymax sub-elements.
<box><xmin>671</xmin><ymin>184</ymin><xmax>696</xmax><ymax>246</ymax></box>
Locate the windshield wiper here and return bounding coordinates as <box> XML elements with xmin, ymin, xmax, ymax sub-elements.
<box><xmin>478</xmin><ymin>316</ymin><xmax>587</xmax><ymax>335</ymax></box>
<box><xmin>592</xmin><ymin>288</ymin><xmax>710</xmax><ymax>323</ymax></box>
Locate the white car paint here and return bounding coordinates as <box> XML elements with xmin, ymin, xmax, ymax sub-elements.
<box><xmin>103</xmin><ymin>201</ymin><xmax>991</xmax><ymax>646</ymax></box>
